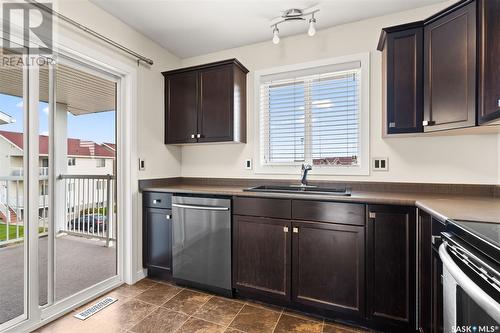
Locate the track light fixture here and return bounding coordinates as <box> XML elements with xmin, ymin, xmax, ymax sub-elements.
<box><xmin>270</xmin><ymin>7</ymin><xmax>319</xmax><ymax>44</ymax></box>
<box><xmin>272</xmin><ymin>25</ymin><xmax>280</xmax><ymax>44</ymax></box>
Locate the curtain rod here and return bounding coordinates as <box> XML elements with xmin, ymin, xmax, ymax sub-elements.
<box><xmin>27</xmin><ymin>0</ymin><xmax>154</xmax><ymax>66</ymax></box>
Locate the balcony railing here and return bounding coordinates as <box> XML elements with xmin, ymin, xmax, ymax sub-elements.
<box><xmin>0</xmin><ymin>174</ymin><xmax>115</xmax><ymax>247</ymax></box>
<box><xmin>60</xmin><ymin>174</ymin><xmax>116</xmax><ymax>246</ymax></box>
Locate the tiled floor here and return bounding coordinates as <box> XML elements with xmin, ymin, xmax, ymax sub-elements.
<box><xmin>35</xmin><ymin>278</ymin><xmax>370</xmax><ymax>333</ymax></box>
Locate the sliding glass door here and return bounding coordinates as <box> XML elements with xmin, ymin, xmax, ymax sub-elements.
<box><xmin>38</xmin><ymin>56</ymin><xmax>119</xmax><ymax>308</ymax></box>
<box><xmin>0</xmin><ymin>42</ymin><xmax>29</xmax><ymax>330</ymax></box>
<box><xmin>0</xmin><ymin>41</ymin><xmax>121</xmax><ymax>331</ymax></box>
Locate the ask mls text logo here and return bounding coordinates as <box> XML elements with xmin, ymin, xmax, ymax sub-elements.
<box><xmin>452</xmin><ymin>325</ymin><xmax>500</xmax><ymax>333</ymax></box>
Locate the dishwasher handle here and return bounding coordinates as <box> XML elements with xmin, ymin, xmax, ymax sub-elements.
<box><xmin>172</xmin><ymin>203</ymin><xmax>230</xmax><ymax>211</ymax></box>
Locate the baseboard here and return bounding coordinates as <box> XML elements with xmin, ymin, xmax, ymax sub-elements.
<box><xmin>134</xmin><ymin>268</ymin><xmax>147</xmax><ymax>283</ymax></box>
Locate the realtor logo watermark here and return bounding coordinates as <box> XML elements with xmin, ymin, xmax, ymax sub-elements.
<box><xmin>1</xmin><ymin>1</ymin><xmax>54</xmax><ymax>66</ymax></box>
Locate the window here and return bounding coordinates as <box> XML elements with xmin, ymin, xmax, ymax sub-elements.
<box><xmin>96</xmin><ymin>158</ymin><xmax>105</xmax><ymax>168</ymax></box>
<box><xmin>68</xmin><ymin>158</ymin><xmax>76</xmax><ymax>166</ymax></box>
<box><xmin>256</xmin><ymin>54</ymin><xmax>369</xmax><ymax>175</ymax></box>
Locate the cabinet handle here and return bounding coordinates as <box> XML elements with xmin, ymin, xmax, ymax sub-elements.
<box><xmin>497</xmin><ymin>99</ymin><xmax>500</xmax><ymax>108</ymax></box>
<box><xmin>153</xmin><ymin>199</ymin><xmax>162</xmax><ymax>204</ymax></box>
<box><xmin>431</xmin><ymin>235</ymin><xmax>441</xmax><ymax>245</ymax></box>
<box><xmin>166</xmin><ymin>214</ymin><xmax>171</xmax><ymax>220</ymax></box>
<box><xmin>191</xmin><ymin>134</ymin><xmax>195</xmax><ymax>139</ymax></box>
<box><xmin>369</xmin><ymin>212</ymin><xmax>376</xmax><ymax>219</ymax></box>
<box><xmin>389</xmin><ymin>122</ymin><xmax>396</xmax><ymax>128</ymax></box>
<box><xmin>422</xmin><ymin>120</ymin><xmax>435</xmax><ymax>126</ymax></box>
<box><xmin>197</xmin><ymin>134</ymin><xmax>201</xmax><ymax>138</ymax></box>
<box><xmin>292</xmin><ymin>227</ymin><xmax>299</xmax><ymax>233</ymax></box>
<box><xmin>283</xmin><ymin>226</ymin><xmax>289</xmax><ymax>233</ymax></box>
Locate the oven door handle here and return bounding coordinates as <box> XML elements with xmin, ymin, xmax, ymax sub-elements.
<box><xmin>439</xmin><ymin>242</ymin><xmax>500</xmax><ymax>322</ymax></box>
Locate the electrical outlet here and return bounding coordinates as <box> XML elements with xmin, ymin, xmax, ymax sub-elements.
<box><xmin>244</xmin><ymin>158</ymin><xmax>252</xmax><ymax>170</ymax></box>
<box><xmin>372</xmin><ymin>157</ymin><xmax>388</xmax><ymax>171</ymax></box>
<box><xmin>139</xmin><ymin>158</ymin><xmax>145</xmax><ymax>171</ymax></box>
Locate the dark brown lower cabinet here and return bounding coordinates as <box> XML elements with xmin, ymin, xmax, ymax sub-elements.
<box><xmin>431</xmin><ymin>247</ymin><xmax>443</xmax><ymax>333</ymax></box>
<box><xmin>419</xmin><ymin>210</ymin><xmax>433</xmax><ymax>333</ymax></box>
<box><xmin>143</xmin><ymin>207</ymin><xmax>173</xmax><ymax>279</ymax></box>
<box><xmin>232</xmin><ymin>215</ymin><xmax>291</xmax><ymax>301</ymax></box>
<box><xmin>292</xmin><ymin>221</ymin><xmax>365</xmax><ymax>318</ymax></box>
<box><xmin>366</xmin><ymin>205</ymin><xmax>416</xmax><ymax>332</ymax></box>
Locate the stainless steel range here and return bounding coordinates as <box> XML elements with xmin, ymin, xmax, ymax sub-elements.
<box><xmin>440</xmin><ymin>219</ymin><xmax>500</xmax><ymax>331</ymax></box>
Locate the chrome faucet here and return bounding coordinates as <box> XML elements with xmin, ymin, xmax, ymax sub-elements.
<box><xmin>300</xmin><ymin>164</ymin><xmax>312</xmax><ymax>187</ymax></box>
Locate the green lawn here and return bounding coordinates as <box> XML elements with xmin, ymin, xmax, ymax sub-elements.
<box><xmin>0</xmin><ymin>223</ymin><xmax>47</xmax><ymax>242</ymax></box>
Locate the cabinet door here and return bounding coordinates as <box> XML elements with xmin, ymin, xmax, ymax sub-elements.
<box><xmin>418</xmin><ymin>210</ymin><xmax>432</xmax><ymax>333</ymax></box>
<box><xmin>292</xmin><ymin>221</ymin><xmax>365</xmax><ymax>318</ymax></box>
<box><xmin>165</xmin><ymin>72</ymin><xmax>198</xmax><ymax>144</ymax></box>
<box><xmin>198</xmin><ymin>65</ymin><xmax>234</xmax><ymax>142</ymax></box>
<box><xmin>367</xmin><ymin>205</ymin><xmax>416</xmax><ymax>331</ymax></box>
<box><xmin>233</xmin><ymin>215</ymin><xmax>291</xmax><ymax>301</ymax></box>
<box><xmin>478</xmin><ymin>0</ymin><xmax>500</xmax><ymax>124</ymax></box>
<box><xmin>431</xmin><ymin>248</ymin><xmax>443</xmax><ymax>333</ymax></box>
<box><xmin>144</xmin><ymin>208</ymin><xmax>172</xmax><ymax>276</ymax></box>
<box><xmin>424</xmin><ymin>3</ymin><xmax>476</xmax><ymax>132</ymax></box>
<box><xmin>386</xmin><ymin>27</ymin><xmax>423</xmax><ymax>134</ymax></box>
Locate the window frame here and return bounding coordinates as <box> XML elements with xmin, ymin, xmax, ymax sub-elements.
<box><xmin>253</xmin><ymin>53</ymin><xmax>370</xmax><ymax>176</ymax></box>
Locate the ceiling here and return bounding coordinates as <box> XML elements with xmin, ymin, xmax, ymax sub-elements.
<box><xmin>0</xmin><ymin>53</ymin><xmax>116</xmax><ymax>115</ymax></box>
<box><xmin>90</xmin><ymin>0</ymin><xmax>446</xmax><ymax>58</ymax></box>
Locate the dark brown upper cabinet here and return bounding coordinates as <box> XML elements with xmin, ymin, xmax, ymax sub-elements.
<box><xmin>378</xmin><ymin>23</ymin><xmax>424</xmax><ymax>134</ymax></box>
<box><xmin>423</xmin><ymin>2</ymin><xmax>476</xmax><ymax>132</ymax></box>
<box><xmin>163</xmin><ymin>59</ymin><xmax>248</xmax><ymax>144</ymax></box>
<box><xmin>478</xmin><ymin>0</ymin><xmax>500</xmax><ymax>124</ymax></box>
<box><xmin>366</xmin><ymin>205</ymin><xmax>416</xmax><ymax>332</ymax></box>
<box><xmin>379</xmin><ymin>0</ymin><xmax>500</xmax><ymax>135</ymax></box>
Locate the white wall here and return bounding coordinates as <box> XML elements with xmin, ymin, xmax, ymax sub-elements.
<box><xmin>179</xmin><ymin>1</ymin><xmax>500</xmax><ymax>185</ymax></box>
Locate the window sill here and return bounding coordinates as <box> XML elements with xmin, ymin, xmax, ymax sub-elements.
<box><xmin>253</xmin><ymin>164</ymin><xmax>370</xmax><ymax>176</ymax></box>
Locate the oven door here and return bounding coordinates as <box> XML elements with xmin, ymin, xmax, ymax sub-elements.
<box><xmin>440</xmin><ymin>241</ymin><xmax>500</xmax><ymax>331</ymax></box>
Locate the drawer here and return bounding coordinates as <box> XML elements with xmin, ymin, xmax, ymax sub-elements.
<box><xmin>233</xmin><ymin>196</ymin><xmax>291</xmax><ymax>219</ymax></box>
<box><xmin>143</xmin><ymin>192</ymin><xmax>172</xmax><ymax>209</ymax></box>
<box><xmin>292</xmin><ymin>200</ymin><xmax>365</xmax><ymax>226</ymax></box>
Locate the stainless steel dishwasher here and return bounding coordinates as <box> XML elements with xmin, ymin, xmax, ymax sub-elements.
<box><xmin>172</xmin><ymin>195</ymin><xmax>232</xmax><ymax>296</ymax></box>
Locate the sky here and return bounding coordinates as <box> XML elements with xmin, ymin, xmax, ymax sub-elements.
<box><xmin>0</xmin><ymin>93</ymin><xmax>115</xmax><ymax>144</ymax></box>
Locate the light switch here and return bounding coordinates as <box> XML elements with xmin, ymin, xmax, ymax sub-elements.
<box><xmin>139</xmin><ymin>158</ymin><xmax>145</xmax><ymax>171</ymax></box>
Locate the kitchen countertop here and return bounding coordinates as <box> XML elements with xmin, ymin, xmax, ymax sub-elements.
<box><xmin>141</xmin><ymin>184</ymin><xmax>500</xmax><ymax>224</ymax></box>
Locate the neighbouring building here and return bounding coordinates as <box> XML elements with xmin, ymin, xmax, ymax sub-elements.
<box><xmin>0</xmin><ymin>130</ymin><xmax>115</xmax><ymax>225</ymax></box>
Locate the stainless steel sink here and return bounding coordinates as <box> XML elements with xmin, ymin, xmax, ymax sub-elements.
<box><xmin>243</xmin><ymin>185</ymin><xmax>351</xmax><ymax>196</ymax></box>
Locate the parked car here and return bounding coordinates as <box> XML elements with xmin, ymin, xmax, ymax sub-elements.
<box><xmin>68</xmin><ymin>214</ymin><xmax>108</xmax><ymax>233</ymax></box>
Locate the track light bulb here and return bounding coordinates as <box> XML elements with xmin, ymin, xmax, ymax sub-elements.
<box><xmin>272</xmin><ymin>25</ymin><xmax>280</xmax><ymax>44</ymax></box>
<box><xmin>308</xmin><ymin>17</ymin><xmax>316</xmax><ymax>36</ymax></box>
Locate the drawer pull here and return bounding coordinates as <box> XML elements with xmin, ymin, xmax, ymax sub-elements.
<box><xmin>389</xmin><ymin>122</ymin><xmax>396</xmax><ymax>128</ymax></box>
<box><xmin>422</xmin><ymin>120</ymin><xmax>435</xmax><ymax>126</ymax></box>
<box><xmin>166</xmin><ymin>215</ymin><xmax>171</xmax><ymax>220</ymax></box>
<box><xmin>153</xmin><ymin>199</ymin><xmax>162</xmax><ymax>204</ymax></box>
<box><xmin>283</xmin><ymin>226</ymin><xmax>289</xmax><ymax>233</ymax></box>
<box><xmin>432</xmin><ymin>235</ymin><xmax>441</xmax><ymax>245</ymax></box>
<box><xmin>369</xmin><ymin>212</ymin><xmax>376</xmax><ymax>219</ymax></box>
<box><xmin>293</xmin><ymin>227</ymin><xmax>299</xmax><ymax>234</ymax></box>
<box><xmin>191</xmin><ymin>134</ymin><xmax>195</xmax><ymax>139</ymax></box>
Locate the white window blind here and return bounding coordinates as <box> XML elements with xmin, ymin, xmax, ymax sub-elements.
<box><xmin>259</xmin><ymin>63</ymin><xmax>361</xmax><ymax>167</ymax></box>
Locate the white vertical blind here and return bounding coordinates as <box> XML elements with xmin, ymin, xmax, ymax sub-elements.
<box><xmin>260</xmin><ymin>65</ymin><xmax>361</xmax><ymax>167</ymax></box>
